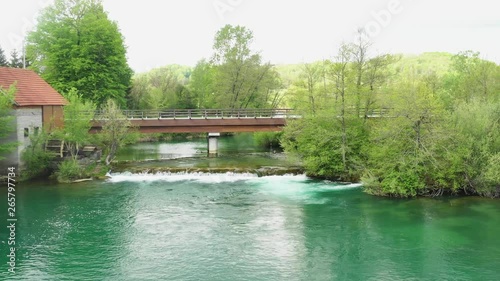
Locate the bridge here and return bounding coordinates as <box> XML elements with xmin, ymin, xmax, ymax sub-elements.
<box><xmin>89</xmin><ymin>108</ymin><xmax>295</xmax><ymax>133</ymax></box>
<box><xmin>85</xmin><ymin>107</ymin><xmax>390</xmax><ymax>156</ymax></box>
<box><xmin>88</xmin><ymin>108</ymin><xmax>295</xmax><ymax>156</ymax></box>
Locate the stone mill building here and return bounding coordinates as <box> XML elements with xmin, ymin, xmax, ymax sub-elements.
<box><xmin>0</xmin><ymin>67</ymin><xmax>67</xmax><ymax>169</ymax></box>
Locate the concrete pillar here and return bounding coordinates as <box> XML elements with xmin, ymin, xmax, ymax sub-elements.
<box><xmin>207</xmin><ymin>133</ymin><xmax>220</xmax><ymax>157</ymax></box>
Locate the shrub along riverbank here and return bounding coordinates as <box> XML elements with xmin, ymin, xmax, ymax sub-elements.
<box><xmin>280</xmin><ymin>48</ymin><xmax>500</xmax><ymax>198</ymax></box>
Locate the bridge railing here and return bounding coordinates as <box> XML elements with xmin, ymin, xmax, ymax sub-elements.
<box><xmin>88</xmin><ymin>108</ymin><xmax>296</xmax><ymax>120</ymax></box>
<box><xmin>81</xmin><ymin>107</ymin><xmax>395</xmax><ymax>121</ymax></box>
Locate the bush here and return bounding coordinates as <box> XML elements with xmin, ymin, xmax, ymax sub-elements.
<box><xmin>21</xmin><ymin>132</ymin><xmax>55</xmax><ymax>180</ymax></box>
<box><xmin>254</xmin><ymin>131</ymin><xmax>282</xmax><ymax>148</ymax></box>
<box><xmin>55</xmin><ymin>159</ymin><xmax>83</xmax><ymax>183</ymax></box>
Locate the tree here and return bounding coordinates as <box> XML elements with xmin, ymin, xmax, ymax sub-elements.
<box><xmin>438</xmin><ymin>101</ymin><xmax>500</xmax><ymax>197</ymax></box>
<box><xmin>55</xmin><ymin>88</ymin><xmax>95</xmax><ymax>159</ymax></box>
<box><xmin>128</xmin><ymin>66</ymin><xmax>196</xmax><ymax>110</ymax></box>
<box><xmin>328</xmin><ymin>44</ymin><xmax>354</xmax><ymax>173</ymax></box>
<box><xmin>361</xmin><ymin>54</ymin><xmax>398</xmax><ymax>119</ymax></box>
<box><xmin>362</xmin><ymin>69</ymin><xmax>447</xmax><ymax>197</ymax></box>
<box><xmin>282</xmin><ymin>43</ymin><xmax>371</xmax><ymax>181</ymax></box>
<box><xmin>287</xmin><ymin>62</ymin><xmax>329</xmax><ymax>114</ymax></box>
<box><xmin>0</xmin><ymin>85</ymin><xmax>18</xmax><ymax>159</ymax></box>
<box><xmin>210</xmin><ymin>25</ymin><xmax>281</xmax><ymax>109</ymax></box>
<box><xmin>21</xmin><ymin>130</ymin><xmax>54</xmax><ymax>180</ymax></box>
<box><xmin>350</xmin><ymin>29</ymin><xmax>371</xmax><ymax>117</ymax></box>
<box><xmin>97</xmin><ymin>99</ymin><xmax>137</xmax><ymax>165</ymax></box>
<box><xmin>0</xmin><ymin>45</ymin><xmax>8</xmax><ymax>66</ymax></box>
<box><xmin>189</xmin><ymin>59</ymin><xmax>216</xmax><ymax>108</ymax></box>
<box><xmin>27</xmin><ymin>0</ymin><xmax>132</xmax><ymax>107</ymax></box>
<box><xmin>445</xmin><ymin>51</ymin><xmax>499</xmax><ymax>103</ymax></box>
<box><xmin>9</xmin><ymin>49</ymin><xmax>23</xmax><ymax>68</ymax></box>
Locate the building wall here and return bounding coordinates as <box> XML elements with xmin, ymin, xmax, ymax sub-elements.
<box><xmin>0</xmin><ymin>106</ymin><xmax>66</xmax><ymax>171</ymax></box>
<box><xmin>15</xmin><ymin>107</ymin><xmax>43</xmax><ymax>168</ymax></box>
<box><xmin>43</xmin><ymin>105</ymin><xmax>64</xmax><ymax>131</ymax></box>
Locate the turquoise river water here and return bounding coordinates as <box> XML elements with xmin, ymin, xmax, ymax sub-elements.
<box><xmin>1</xmin><ymin>136</ymin><xmax>500</xmax><ymax>280</ymax></box>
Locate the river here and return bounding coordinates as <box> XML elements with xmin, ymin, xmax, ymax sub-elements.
<box><xmin>1</xmin><ymin>135</ymin><xmax>499</xmax><ymax>280</ymax></box>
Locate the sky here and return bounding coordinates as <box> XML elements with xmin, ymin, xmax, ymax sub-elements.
<box><xmin>1</xmin><ymin>0</ymin><xmax>499</xmax><ymax>73</ymax></box>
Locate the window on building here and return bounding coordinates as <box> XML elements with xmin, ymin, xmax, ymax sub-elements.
<box><xmin>24</xmin><ymin>128</ymin><xmax>29</xmax><ymax>138</ymax></box>
<box><xmin>34</xmin><ymin>127</ymin><xmax>39</xmax><ymax>136</ymax></box>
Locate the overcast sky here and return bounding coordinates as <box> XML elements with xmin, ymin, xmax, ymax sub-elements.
<box><xmin>1</xmin><ymin>0</ymin><xmax>499</xmax><ymax>72</ymax></box>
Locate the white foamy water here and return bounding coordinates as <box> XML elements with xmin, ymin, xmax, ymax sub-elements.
<box><xmin>107</xmin><ymin>171</ymin><xmax>260</xmax><ymax>183</ymax></box>
<box><xmin>107</xmin><ymin>172</ymin><xmax>363</xmax><ymax>190</ymax></box>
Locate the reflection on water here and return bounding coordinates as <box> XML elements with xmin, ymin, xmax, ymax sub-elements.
<box><xmin>115</xmin><ymin>134</ymin><xmax>293</xmax><ymax>171</ymax></box>
<box><xmin>116</xmin><ymin>134</ymin><xmax>277</xmax><ymax>161</ymax></box>
<box><xmin>115</xmin><ymin>141</ymin><xmax>206</xmax><ymax>161</ymax></box>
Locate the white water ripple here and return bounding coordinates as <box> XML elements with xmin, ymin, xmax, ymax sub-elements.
<box><xmin>107</xmin><ymin>171</ymin><xmax>259</xmax><ymax>184</ymax></box>
<box><xmin>107</xmin><ymin>172</ymin><xmax>363</xmax><ymax>190</ymax></box>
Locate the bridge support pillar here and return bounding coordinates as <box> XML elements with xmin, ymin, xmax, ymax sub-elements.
<box><xmin>207</xmin><ymin>133</ymin><xmax>220</xmax><ymax>157</ymax></box>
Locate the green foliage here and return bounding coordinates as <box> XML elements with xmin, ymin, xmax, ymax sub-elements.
<box><xmin>390</xmin><ymin>52</ymin><xmax>452</xmax><ymax>76</ymax></box>
<box><xmin>441</xmin><ymin>101</ymin><xmax>500</xmax><ymax>197</ymax></box>
<box><xmin>54</xmin><ymin>88</ymin><xmax>95</xmax><ymax>159</ymax></box>
<box><xmin>189</xmin><ymin>59</ymin><xmax>217</xmax><ymax>108</ymax></box>
<box><xmin>253</xmin><ymin>131</ymin><xmax>282</xmax><ymax>148</ymax></box>
<box><xmin>21</xmin><ymin>131</ymin><xmax>55</xmax><ymax>180</ymax></box>
<box><xmin>0</xmin><ymin>85</ymin><xmax>18</xmax><ymax>159</ymax></box>
<box><xmin>96</xmin><ymin>99</ymin><xmax>138</xmax><ymax>165</ymax></box>
<box><xmin>280</xmin><ymin>41</ymin><xmax>500</xmax><ymax>197</ymax></box>
<box><xmin>27</xmin><ymin>0</ymin><xmax>132</xmax><ymax>107</ymax></box>
<box><xmin>129</xmin><ymin>25</ymin><xmax>283</xmax><ymax>110</ymax></box>
<box><xmin>128</xmin><ymin>66</ymin><xmax>195</xmax><ymax>109</ymax></box>
<box><xmin>285</xmin><ymin>62</ymin><xmax>329</xmax><ymax>113</ymax></box>
<box><xmin>210</xmin><ymin>25</ymin><xmax>282</xmax><ymax>109</ymax></box>
<box><xmin>282</xmin><ymin>112</ymin><xmax>368</xmax><ymax>181</ymax></box>
<box><xmin>55</xmin><ymin>159</ymin><xmax>83</xmax><ymax>183</ymax></box>
<box><xmin>55</xmin><ymin>159</ymin><xmax>108</xmax><ymax>182</ymax></box>
<box><xmin>440</xmin><ymin>51</ymin><xmax>500</xmax><ymax>106</ymax></box>
<box><xmin>362</xmin><ymin>59</ymin><xmax>500</xmax><ymax>198</ymax></box>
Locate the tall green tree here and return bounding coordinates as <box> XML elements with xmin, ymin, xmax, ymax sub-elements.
<box><xmin>0</xmin><ymin>85</ymin><xmax>18</xmax><ymax>159</ymax></box>
<box><xmin>0</xmin><ymin>45</ymin><xmax>8</xmax><ymax>66</ymax></box>
<box><xmin>189</xmin><ymin>59</ymin><xmax>216</xmax><ymax>108</ymax></box>
<box><xmin>210</xmin><ymin>25</ymin><xmax>281</xmax><ymax>109</ymax></box>
<box><xmin>282</xmin><ymin>43</ymin><xmax>372</xmax><ymax>181</ymax></box>
<box><xmin>27</xmin><ymin>0</ymin><xmax>132</xmax><ymax>107</ymax></box>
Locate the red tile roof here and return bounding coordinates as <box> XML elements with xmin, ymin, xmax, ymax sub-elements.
<box><xmin>0</xmin><ymin>67</ymin><xmax>67</xmax><ymax>106</ymax></box>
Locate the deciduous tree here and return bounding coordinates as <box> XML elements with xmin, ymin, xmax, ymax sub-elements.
<box><xmin>27</xmin><ymin>0</ymin><xmax>132</xmax><ymax>107</ymax></box>
<box><xmin>55</xmin><ymin>88</ymin><xmax>95</xmax><ymax>159</ymax></box>
<box><xmin>210</xmin><ymin>25</ymin><xmax>281</xmax><ymax>109</ymax></box>
<box><xmin>97</xmin><ymin>99</ymin><xmax>137</xmax><ymax>165</ymax></box>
